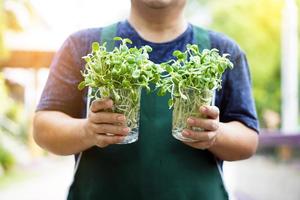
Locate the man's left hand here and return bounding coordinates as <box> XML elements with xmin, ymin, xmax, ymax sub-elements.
<box><xmin>182</xmin><ymin>105</ymin><xmax>220</xmax><ymax>150</ymax></box>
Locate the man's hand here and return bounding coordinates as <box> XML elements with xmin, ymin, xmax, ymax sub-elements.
<box><xmin>182</xmin><ymin>105</ymin><xmax>220</xmax><ymax>150</ymax></box>
<box><xmin>81</xmin><ymin>99</ymin><xmax>131</xmax><ymax>148</ymax></box>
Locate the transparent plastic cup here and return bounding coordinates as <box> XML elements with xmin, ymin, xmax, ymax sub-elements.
<box><xmin>172</xmin><ymin>89</ymin><xmax>214</xmax><ymax>142</ymax></box>
<box><xmin>88</xmin><ymin>87</ymin><xmax>141</xmax><ymax>144</ymax></box>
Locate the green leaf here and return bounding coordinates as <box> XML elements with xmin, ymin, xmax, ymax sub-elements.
<box><xmin>122</xmin><ymin>80</ymin><xmax>131</xmax><ymax>88</ymax></box>
<box><xmin>82</xmin><ymin>56</ymin><xmax>91</xmax><ymax>63</ymax></box>
<box><xmin>78</xmin><ymin>81</ymin><xmax>86</xmax><ymax>90</ymax></box>
<box><xmin>189</xmin><ymin>44</ymin><xmax>199</xmax><ymax>53</ymax></box>
<box><xmin>144</xmin><ymin>45</ymin><xmax>152</xmax><ymax>52</ymax></box>
<box><xmin>157</xmin><ymin>87</ymin><xmax>166</xmax><ymax>96</ymax></box>
<box><xmin>92</xmin><ymin>42</ymin><xmax>100</xmax><ymax>52</ymax></box>
<box><xmin>132</xmin><ymin>70</ymin><xmax>140</xmax><ymax>78</ymax></box>
<box><xmin>102</xmin><ymin>90</ymin><xmax>109</xmax><ymax>97</ymax></box>
<box><xmin>113</xmin><ymin>37</ymin><xmax>122</xmax><ymax>41</ymax></box>
<box><xmin>127</xmin><ymin>56</ymin><xmax>135</xmax><ymax>64</ymax></box>
<box><xmin>172</xmin><ymin>50</ymin><xmax>182</xmax><ymax>58</ymax></box>
<box><xmin>168</xmin><ymin>99</ymin><xmax>174</xmax><ymax>109</ymax></box>
<box><xmin>165</xmin><ymin>65</ymin><xmax>173</xmax><ymax>73</ymax></box>
<box><xmin>124</xmin><ymin>38</ymin><xmax>133</xmax><ymax>44</ymax></box>
<box><xmin>217</xmin><ymin>64</ymin><xmax>225</xmax><ymax>73</ymax></box>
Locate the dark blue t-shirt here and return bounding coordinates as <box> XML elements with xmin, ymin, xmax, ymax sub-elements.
<box><xmin>37</xmin><ymin>20</ymin><xmax>259</xmax><ymax>133</ymax></box>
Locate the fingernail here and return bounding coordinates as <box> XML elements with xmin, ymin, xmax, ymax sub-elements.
<box><xmin>123</xmin><ymin>127</ymin><xmax>130</xmax><ymax>132</ymax></box>
<box><xmin>119</xmin><ymin>136</ymin><xmax>125</xmax><ymax>142</ymax></box>
<box><xmin>208</xmin><ymin>132</ymin><xmax>216</xmax><ymax>139</ymax></box>
<box><xmin>183</xmin><ymin>130</ymin><xmax>190</xmax><ymax>136</ymax></box>
<box><xmin>200</xmin><ymin>106</ymin><xmax>207</xmax><ymax>113</ymax></box>
<box><xmin>187</xmin><ymin>118</ymin><xmax>194</xmax><ymax>124</ymax></box>
<box><xmin>117</xmin><ymin>115</ymin><xmax>125</xmax><ymax>121</ymax></box>
<box><xmin>212</xmin><ymin>123</ymin><xmax>218</xmax><ymax>130</ymax></box>
<box><xmin>107</xmin><ymin>100</ymin><xmax>113</xmax><ymax>106</ymax></box>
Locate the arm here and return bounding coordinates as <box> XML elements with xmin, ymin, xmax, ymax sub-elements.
<box><xmin>210</xmin><ymin>121</ymin><xmax>258</xmax><ymax>161</ymax></box>
<box><xmin>33</xmin><ymin>111</ymin><xmax>88</xmax><ymax>155</ymax></box>
<box><xmin>33</xmin><ymin>99</ymin><xmax>130</xmax><ymax>155</ymax></box>
<box><xmin>33</xmin><ymin>31</ymin><xmax>131</xmax><ymax>155</ymax></box>
<box><xmin>182</xmin><ymin>105</ymin><xmax>258</xmax><ymax>161</ymax></box>
<box><xmin>184</xmin><ymin>35</ymin><xmax>259</xmax><ymax>161</ymax></box>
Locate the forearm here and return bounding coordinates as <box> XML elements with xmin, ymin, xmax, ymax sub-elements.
<box><xmin>33</xmin><ymin>111</ymin><xmax>91</xmax><ymax>155</ymax></box>
<box><xmin>209</xmin><ymin>121</ymin><xmax>258</xmax><ymax>161</ymax></box>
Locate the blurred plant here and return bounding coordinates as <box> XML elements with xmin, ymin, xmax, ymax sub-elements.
<box><xmin>193</xmin><ymin>0</ymin><xmax>284</xmax><ymax>126</ymax></box>
<box><xmin>0</xmin><ymin>146</ymin><xmax>15</xmax><ymax>173</ymax></box>
<box><xmin>0</xmin><ymin>73</ymin><xmax>28</xmax><ymax>175</ymax></box>
<box><xmin>0</xmin><ymin>0</ymin><xmax>36</xmax><ymax>141</ymax></box>
<box><xmin>0</xmin><ymin>73</ymin><xmax>28</xmax><ymax>142</ymax></box>
<box><xmin>0</xmin><ymin>0</ymin><xmax>34</xmax><ymax>173</ymax></box>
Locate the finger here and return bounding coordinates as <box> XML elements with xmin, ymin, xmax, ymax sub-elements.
<box><xmin>199</xmin><ymin>106</ymin><xmax>219</xmax><ymax>119</ymax></box>
<box><xmin>90</xmin><ymin>99</ymin><xmax>113</xmax><ymax>113</ymax></box>
<box><xmin>89</xmin><ymin>112</ymin><xmax>126</xmax><ymax>124</ymax></box>
<box><xmin>95</xmin><ymin>134</ymin><xmax>125</xmax><ymax>148</ymax></box>
<box><xmin>187</xmin><ymin>117</ymin><xmax>219</xmax><ymax>131</ymax></box>
<box><xmin>183</xmin><ymin>140</ymin><xmax>212</xmax><ymax>150</ymax></box>
<box><xmin>182</xmin><ymin>129</ymin><xmax>216</xmax><ymax>142</ymax></box>
<box><xmin>92</xmin><ymin>124</ymin><xmax>130</xmax><ymax>136</ymax></box>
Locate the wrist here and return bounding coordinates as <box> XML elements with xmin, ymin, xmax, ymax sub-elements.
<box><xmin>77</xmin><ymin>118</ymin><xmax>94</xmax><ymax>149</ymax></box>
<box><xmin>208</xmin><ymin>122</ymin><xmax>224</xmax><ymax>151</ymax></box>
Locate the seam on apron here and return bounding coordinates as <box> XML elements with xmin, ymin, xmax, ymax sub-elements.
<box><xmin>71</xmin><ymin>87</ymin><xmax>92</xmax><ymax>181</ymax></box>
<box><xmin>212</xmin><ymin>90</ymin><xmax>231</xmax><ymax>200</ymax></box>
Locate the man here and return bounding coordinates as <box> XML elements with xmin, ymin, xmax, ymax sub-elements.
<box><xmin>34</xmin><ymin>0</ymin><xmax>259</xmax><ymax>199</ymax></box>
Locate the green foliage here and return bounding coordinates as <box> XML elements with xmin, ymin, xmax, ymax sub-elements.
<box><xmin>206</xmin><ymin>0</ymin><xmax>284</xmax><ymax>125</ymax></box>
<box><xmin>155</xmin><ymin>45</ymin><xmax>233</xmax><ymax>141</ymax></box>
<box><xmin>0</xmin><ymin>74</ymin><xmax>28</xmax><ymax>143</ymax></box>
<box><xmin>79</xmin><ymin>38</ymin><xmax>163</xmax><ymax>138</ymax></box>
<box><xmin>0</xmin><ymin>146</ymin><xmax>15</xmax><ymax>173</ymax></box>
<box><xmin>79</xmin><ymin>37</ymin><xmax>162</xmax><ymax>100</ymax></box>
<box><xmin>156</xmin><ymin>45</ymin><xmax>233</xmax><ymax>108</ymax></box>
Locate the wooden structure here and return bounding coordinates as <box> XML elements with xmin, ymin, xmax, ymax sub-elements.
<box><xmin>260</xmin><ymin>130</ymin><xmax>300</xmax><ymax>147</ymax></box>
<box><xmin>0</xmin><ymin>50</ymin><xmax>54</xmax><ymax>69</ymax></box>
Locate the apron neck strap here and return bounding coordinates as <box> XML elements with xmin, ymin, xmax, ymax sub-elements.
<box><xmin>193</xmin><ymin>25</ymin><xmax>211</xmax><ymax>50</ymax></box>
<box><xmin>100</xmin><ymin>23</ymin><xmax>118</xmax><ymax>51</ymax></box>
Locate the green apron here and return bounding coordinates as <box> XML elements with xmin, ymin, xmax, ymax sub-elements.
<box><xmin>67</xmin><ymin>23</ymin><xmax>228</xmax><ymax>200</ymax></box>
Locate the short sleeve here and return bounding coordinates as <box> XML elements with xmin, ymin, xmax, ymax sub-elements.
<box><xmin>36</xmin><ymin>35</ymin><xmax>86</xmax><ymax>118</ymax></box>
<box><xmin>219</xmin><ymin>52</ymin><xmax>259</xmax><ymax>132</ymax></box>
<box><xmin>211</xmin><ymin>32</ymin><xmax>259</xmax><ymax>133</ymax></box>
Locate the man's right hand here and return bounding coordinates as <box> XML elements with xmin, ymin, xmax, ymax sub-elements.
<box><xmin>81</xmin><ymin>99</ymin><xmax>130</xmax><ymax>148</ymax></box>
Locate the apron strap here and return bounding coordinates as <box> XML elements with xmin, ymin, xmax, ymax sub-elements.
<box><xmin>192</xmin><ymin>25</ymin><xmax>215</xmax><ymax>106</ymax></box>
<box><xmin>100</xmin><ymin>23</ymin><xmax>118</xmax><ymax>51</ymax></box>
<box><xmin>87</xmin><ymin>23</ymin><xmax>118</xmax><ymax>111</ymax></box>
<box><xmin>193</xmin><ymin>25</ymin><xmax>211</xmax><ymax>50</ymax></box>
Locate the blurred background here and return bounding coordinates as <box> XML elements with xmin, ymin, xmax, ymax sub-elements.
<box><xmin>0</xmin><ymin>0</ymin><xmax>299</xmax><ymax>199</ymax></box>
